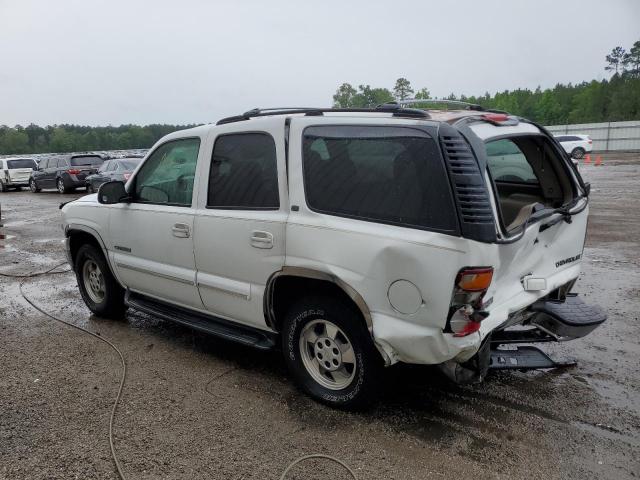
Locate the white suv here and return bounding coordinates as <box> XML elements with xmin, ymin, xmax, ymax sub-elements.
<box><xmin>61</xmin><ymin>104</ymin><xmax>606</xmax><ymax>408</ymax></box>
<box><xmin>0</xmin><ymin>157</ymin><xmax>38</xmax><ymax>191</ymax></box>
<box><xmin>554</xmin><ymin>134</ymin><xmax>593</xmax><ymax>159</ymax></box>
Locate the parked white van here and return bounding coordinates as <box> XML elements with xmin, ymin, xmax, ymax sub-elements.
<box><xmin>0</xmin><ymin>157</ymin><xmax>38</xmax><ymax>192</ymax></box>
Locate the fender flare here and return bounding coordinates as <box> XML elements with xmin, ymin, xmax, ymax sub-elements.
<box><xmin>264</xmin><ymin>266</ymin><xmax>373</xmax><ymax>334</ymax></box>
<box><xmin>65</xmin><ymin>224</ymin><xmax>111</xmax><ymax>269</ymax></box>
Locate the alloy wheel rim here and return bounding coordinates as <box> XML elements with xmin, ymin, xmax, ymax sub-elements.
<box><xmin>83</xmin><ymin>259</ymin><xmax>105</xmax><ymax>303</ymax></box>
<box><xmin>58</xmin><ymin>179</ymin><xmax>64</xmax><ymax>192</ymax></box>
<box><xmin>299</xmin><ymin>319</ymin><xmax>356</xmax><ymax>390</ymax></box>
<box><xmin>30</xmin><ymin>180</ymin><xmax>36</xmax><ymax>192</ymax></box>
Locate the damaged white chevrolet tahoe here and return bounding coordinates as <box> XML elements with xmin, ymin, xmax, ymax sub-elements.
<box><xmin>61</xmin><ymin>102</ymin><xmax>606</xmax><ymax>408</ymax></box>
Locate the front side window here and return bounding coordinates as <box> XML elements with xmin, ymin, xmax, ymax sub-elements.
<box><xmin>302</xmin><ymin>125</ymin><xmax>457</xmax><ymax>232</ymax></box>
<box><xmin>133</xmin><ymin>137</ymin><xmax>200</xmax><ymax>206</ymax></box>
<box><xmin>486</xmin><ymin>139</ymin><xmax>539</xmax><ymax>184</ymax></box>
<box><xmin>207</xmin><ymin>133</ymin><xmax>279</xmax><ymax>209</ymax></box>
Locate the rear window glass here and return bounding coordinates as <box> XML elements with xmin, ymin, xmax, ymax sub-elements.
<box><xmin>71</xmin><ymin>156</ymin><xmax>103</xmax><ymax>166</ymax></box>
<box><xmin>486</xmin><ymin>139</ymin><xmax>539</xmax><ymax>184</ymax></box>
<box><xmin>7</xmin><ymin>159</ymin><xmax>37</xmax><ymax>169</ymax></box>
<box><xmin>118</xmin><ymin>159</ymin><xmax>141</xmax><ymax>170</ymax></box>
<box><xmin>302</xmin><ymin>125</ymin><xmax>457</xmax><ymax>232</ymax></box>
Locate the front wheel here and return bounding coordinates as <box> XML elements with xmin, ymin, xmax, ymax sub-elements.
<box><xmin>86</xmin><ymin>183</ymin><xmax>94</xmax><ymax>193</ymax></box>
<box><xmin>0</xmin><ymin>180</ymin><xmax>6</xmax><ymax>192</ymax></box>
<box><xmin>57</xmin><ymin>177</ymin><xmax>68</xmax><ymax>194</ymax></box>
<box><xmin>282</xmin><ymin>296</ymin><xmax>382</xmax><ymax>410</ymax></box>
<box><xmin>30</xmin><ymin>179</ymin><xmax>41</xmax><ymax>192</ymax></box>
<box><xmin>75</xmin><ymin>243</ymin><xmax>126</xmax><ymax>319</ymax></box>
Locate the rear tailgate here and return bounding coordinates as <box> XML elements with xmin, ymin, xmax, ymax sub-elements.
<box><xmin>466</xmin><ymin>120</ymin><xmax>590</xmax><ymax>334</ymax></box>
<box><xmin>8</xmin><ymin>168</ymin><xmax>34</xmax><ymax>182</ymax></box>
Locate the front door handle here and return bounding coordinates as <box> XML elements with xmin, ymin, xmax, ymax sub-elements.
<box><xmin>172</xmin><ymin>223</ymin><xmax>190</xmax><ymax>238</ymax></box>
<box><xmin>250</xmin><ymin>230</ymin><xmax>273</xmax><ymax>249</ymax></box>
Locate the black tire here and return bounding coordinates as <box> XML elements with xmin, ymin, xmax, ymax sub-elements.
<box><xmin>571</xmin><ymin>147</ymin><xmax>585</xmax><ymax>159</ymax></box>
<box><xmin>0</xmin><ymin>180</ymin><xmax>6</xmax><ymax>192</ymax></box>
<box><xmin>282</xmin><ymin>295</ymin><xmax>382</xmax><ymax>410</ymax></box>
<box><xmin>86</xmin><ymin>183</ymin><xmax>94</xmax><ymax>193</ymax></box>
<box><xmin>30</xmin><ymin>179</ymin><xmax>41</xmax><ymax>193</ymax></box>
<box><xmin>74</xmin><ymin>243</ymin><xmax>126</xmax><ymax>319</ymax></box>
<box><xmin>57</xmin><ymin>177</ymin><xmax>69</xmax><ymax>194</ymax></box>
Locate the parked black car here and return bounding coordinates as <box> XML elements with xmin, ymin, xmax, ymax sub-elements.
<box><xmin>85</xmin><ymin>158</ymin><xmax>142</xmax><ymax>193</ymax></box>
<box><xmin>30</xmin><ymin>154</ymin><xmax>104</xmax><ymax>193</ymax></box>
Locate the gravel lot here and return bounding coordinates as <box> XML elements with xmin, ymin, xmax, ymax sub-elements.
<box><xmin>1</xmin><ymin>155</ymin><xmax>639</xmax><ymax>480</ymax></box>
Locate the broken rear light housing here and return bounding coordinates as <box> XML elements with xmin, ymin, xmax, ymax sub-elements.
<box><xmin>448</xmin><ymin>266</ymin><xmax>494</xmax><ymax>337</ymax></box>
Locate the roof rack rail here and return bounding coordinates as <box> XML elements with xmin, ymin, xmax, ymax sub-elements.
<box><xmin>398</xmin><ymin>98</ymin><xmax>485</xmax><ymax>110</ymax></box>
<box><xmin>216</xmin><ymin>105</ymin><xmax>430</xmax><ymax>125</ymax></box>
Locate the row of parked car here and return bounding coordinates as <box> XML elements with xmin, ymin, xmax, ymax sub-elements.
<box><xmin>0</xmin><ymin>154</ymin><xmax>142</xmax><ymax>193</ymax></box>
<box><xmin>0</xmin><ymin>134</ymin><xmax>592</xmax><ymax>194</ymax></box>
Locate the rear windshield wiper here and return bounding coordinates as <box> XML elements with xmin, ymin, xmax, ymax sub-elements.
<box><xmin>539</xmin><ymin>195</ymin><xmax>588</xmax><ymax>232</ymax></box>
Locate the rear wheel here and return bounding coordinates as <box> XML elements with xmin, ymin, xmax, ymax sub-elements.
<box><xmin>0</xmin><ymin>180</ymin><xmax>6</xmax><ymax>192</ymax></box>
<box><xmin>57</xmin><ymin>177</ymin><xmax>69</xmax><ymax>194</ymax></box>
<box><xmin>75</xmin><ymin>243</ymin><xmax>126</xmax><ymax>319</ymax></box>
<box><xmin>86</xmin><ymin>183</ymin><xmax>94</xmax><ymax>193</ymax></box>
<box><xmin>571</xmin><ymin>147</ymin><xmax>585</xmax><ymax>159</ymax></box>
<box><xmin>29</xmin><ymin>179</ymin><xmax>41</xmax><ymax>193</ymax></box>
<box><xmin>282</xmin><ymin>295</ymin><xmax>382</xmax><ymax>409</ymax></box>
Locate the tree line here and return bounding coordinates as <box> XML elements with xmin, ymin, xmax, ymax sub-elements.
<box><xmin>1</xmin><ymin>40</ymin><xmax>639</xmax><ymax>155</ymax></box>
<box><xmin>333</xmin><ymin>40</ymin><xmax>640</xmax><ymax>126</ymax></box>
<box><xmin>0</xmin><ymin>124</ymin><xmax>196</xmax><ymax>156</ymax></box>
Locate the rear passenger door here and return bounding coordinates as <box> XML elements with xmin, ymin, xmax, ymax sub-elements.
<box><xmin>193</xmin><ymin>120</ymin><xmax>288</xmax><ymax>330</ymax></box>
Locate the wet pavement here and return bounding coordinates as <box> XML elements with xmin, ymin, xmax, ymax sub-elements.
<box><xmin>1</xmin><ymin>157</ymin><xmax>639</xmax><ymax>480</ymax></box>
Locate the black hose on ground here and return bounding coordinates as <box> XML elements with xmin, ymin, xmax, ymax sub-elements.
<box><xmin>3</xmin><ymin>262</ymin><xmax>128</xmax><ymax>480</ymax></box>
<box><xmin>3</xmin><ymin>263</ymin><xmax>358</xmax><ymax>479</ymax></box>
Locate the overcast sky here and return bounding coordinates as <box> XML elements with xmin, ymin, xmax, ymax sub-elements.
<box><xmin>1</xmin><ymin>0</ymin><xmax>638</xmax><ymax>126</ymax></box>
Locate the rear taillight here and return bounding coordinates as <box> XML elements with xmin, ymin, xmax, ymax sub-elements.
<box><xmin>588</xmin><ymin>139</ymin><xmax>592</xmax><ymax>144</ymax></box>
<box><xmin>67</xmin><ymin>169</ymin><xmax>81</xmax><ymax>175</ymax></box>
<box><xmin>448</xmin><ymin>267</ymin><xmax>493</xmax><ymax>337</ymax></box>
<box><xmin>123</xmin><ymin>172</ymin><xmax>132</xmax><ymax>181</ymax></box>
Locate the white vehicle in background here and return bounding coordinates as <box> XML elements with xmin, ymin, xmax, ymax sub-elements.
<box><xmin>61</xmin><ymin>102</ymin><xmax>606</xmax><ymax>409</ymax></box>
<box><xmin>554</xmin><ymin>134</ymin><xmax>593</xmax><ymax>159</ymax></box>
<box><xmin>0</xmin><ymin>157</ymin><xmax>38</xmax><ymax>192</ymax></box>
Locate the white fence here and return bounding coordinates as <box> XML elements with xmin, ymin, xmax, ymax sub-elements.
<box><xmin>545</xmin><ymin>120</ymin><xmax>640</xmax><ymax>152</ymax></box>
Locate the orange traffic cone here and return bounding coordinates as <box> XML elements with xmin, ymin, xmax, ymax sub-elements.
<box><xmin>595</xmin><ymin>155</ymin><xmax>602</xmax><ymax>166</ymax></box>
<box><xmin>584</xmin><ymin>154</ymin><xmax>591</xmax><ymax>164</ymax></box>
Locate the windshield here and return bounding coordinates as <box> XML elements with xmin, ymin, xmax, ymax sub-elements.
<box><xmin>71</xmin><ymin>156</ymin><xmax>104</xmax><ymax>166</ymax></box>
<box><xmin>7</xmin><ymin>159</ymin><xmax>37</xmax><ymax>169</ymax></box>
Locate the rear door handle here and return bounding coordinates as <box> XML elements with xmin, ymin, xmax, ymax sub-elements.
<box><xmin>250</xmin><ymin>230</ymin><xmax>273</xmax><ymax>249</ymax></box>
<box><xmin>172</xmin><ymin>223</ymin><xmax>190</xmax><ymax>238</ymax></box>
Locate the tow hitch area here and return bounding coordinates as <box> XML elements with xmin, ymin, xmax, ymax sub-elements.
<box><xmin>489</xmin><ymin>294</ymin><xmax>607</xmax><ymax>371</ymax></box>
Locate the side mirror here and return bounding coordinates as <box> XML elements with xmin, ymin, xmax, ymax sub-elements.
<box><xmin>98</xmin><ymin>181</ymin><xmax>129</xmax><ymax>204</ymax></box>
<box><xmin>583</xmin><ymin>182</ymin><xmax>591</xmax><ymax>197</ymax></box>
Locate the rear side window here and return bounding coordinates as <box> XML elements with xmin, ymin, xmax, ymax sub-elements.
<box><xmin>7</xmin><ymin>159</ymin><xmax>37</xmax><ymax>169</ymax></box>
<box><xmin>302</xmin><ymin>125</ymin><xmax>457</xmax><ymax>232</ymax></box>
<box><xmin>207</xmin><ymin>133</ymin><xmax>279</xmax><ymax>210</ymax></box>
<box><xmin>71</xmin><ymin>156</ymin><xmax>103</xmax><ymax>166</ymax></box>
<box><xmin>56</xmin><ymin>158</ymin><xmax>69</xmax><ymax>168</ymax></box>
<box><xmin>486</xmin><ymin>139</ymin><xmax>539</xmax><ymax>184</ymax></box>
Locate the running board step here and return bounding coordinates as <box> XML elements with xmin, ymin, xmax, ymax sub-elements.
<box><xmin>125</xmin><ymin>291</ymin><xmax>277</xmax><ymax>350</ymax></box>
<box><xmin>489</xmin><ymin>345</ymin><xmax>576</xmax><ymax>370</ymax></box>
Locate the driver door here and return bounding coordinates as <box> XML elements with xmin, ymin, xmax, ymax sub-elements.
<box><xmin>108</xmin><ymin>137</ymin><xmax>204</xmax><ymax>309</ymax></box>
